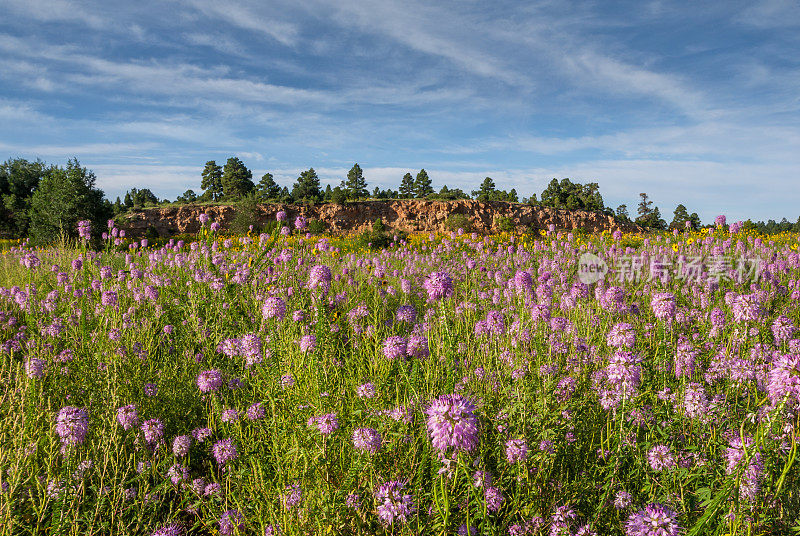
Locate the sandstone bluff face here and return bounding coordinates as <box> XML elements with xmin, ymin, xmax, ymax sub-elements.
<box><xmin>120</xmin><ymin>200</ymin><xmax>641</xmax><ymax>237</ymax></box>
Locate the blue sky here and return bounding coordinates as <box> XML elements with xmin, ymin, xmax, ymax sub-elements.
<box><xmin>1</xmin><ymin>0</ymin><xmax>798</xmax><ymax>223</ymax></box>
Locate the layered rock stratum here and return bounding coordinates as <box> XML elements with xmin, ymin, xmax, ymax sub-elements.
<box><xmin>119</xmin><ymin>200</ymin><xmax>641</xmax><ymax>237</ymax></box>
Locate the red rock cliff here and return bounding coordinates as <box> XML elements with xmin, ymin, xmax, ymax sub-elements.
<box><xmin>119</xmin><ymin>200</ymin><xmax>641</xmax><ymax>237</ymax></box>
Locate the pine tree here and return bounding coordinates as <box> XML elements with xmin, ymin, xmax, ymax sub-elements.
<box><xmin>221</xmin><ymin>157</ymin><xmax>254</xmax><ymax>200</ymax></box>
<box><xmin>256</xmin><ymin>173</ymin><xmax>281</xmax><ymax>201</ymax></box>
<box><xmin>291</xmin><ymin>168</ymin><xmax>322</xmax><ymax>203</ymax></box>
<box><xmin>399</xmin><ymin>173</ymin><xmax>415</xmax><ymax>198</ymax></box>
<box><xmin>345</xmin><ymin>163</ymin><xmax>368</xmax><ymax>199</ymax></box>
<box><xmin>472</xmin><ymin>177</ymin><xmax>497</xmax><ymax>201</ymax></box>
<box><xmin>670</xmin><ymin>204</ymin><xmax>691</xmax><ymax>229</ymax></box>
<box><xmin>413</xmin><ymin>169</ymin><xmax>433</xmax><ymax>198</ymax></box>
<box><xmin>508</xmin><ymin>188</ymin><xmax>518</xmax><ymax>203</ymax></box>
<box><xmin>616</xmin><ymin>204</ymin><xmax>629</xmax><ymax>220</ymax></box>
<box><xmin>201</xmin><ymin>161</ymin><xmax>223</xmax><ymax>202</ymax></box>
<box><xmin>637</xmin><ymin>193</ymin><xmax>653</xmax><ymax>221</ymax></box>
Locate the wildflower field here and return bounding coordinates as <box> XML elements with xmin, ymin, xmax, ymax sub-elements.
<box><xmin>2</xmin><ymin>216</ymin><xmax>800</xmax><ymax>536</ymax></box>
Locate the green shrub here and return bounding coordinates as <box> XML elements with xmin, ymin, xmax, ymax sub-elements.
<box><xmin>260</xmin><ymin>220</ymin><xmax>288</xmax><ymax>234</ymax></box>
<box><xmin>359</xmin><ymin>218</ymin><xmax>406</xmax><ymax>249</ymax></box>
<box><xmin>144</xmin><ymin>225</ymin><xmax>160</xmax><ymax>240</ymax></box>
<box><xmin>229</xmin><ymin>194</ymin><xmax>261</xmax><ymax>235</ymax></box>
<box><xmin>495</xmin><ymin>216</ymin><xmax>514</xmax><ymax>233</ymax></box>
<box><xmin>445</xmin><ymin>213</ymin><xmax>471</xmax><ymax>232</ymax></box>
<box><xmin>307</xmin><ymin>219</ymin><xmax>326</xmax><ymax>235</ymax></box>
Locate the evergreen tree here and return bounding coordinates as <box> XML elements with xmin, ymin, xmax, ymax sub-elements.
<box><xmin>540</xmin><ymin>178</ymin><xmax>604</xmax><ymax>211</ymax></box>
<box><xmin>670</xmin><ymin>204</ymin><xmax>691</xmax><ymax>229</ymax></box>
<box><xmin>649</xmin><ymin>207</ymin><xmax>667</xmax><ymax>230</ymax></box>
<box><xmin>291</xmin><ymin>168</ymin><xmax>322</xmax><ymax>203</ymax></box>
<box><xmin>637</xmin><ymin>193</ymin><xmax>653</xmax><ymax>221</ymax></box>
<box><xmin>413</xmin><ymin>169</ymin><xmax>433</xmax><ymax>198</ymax></box>
<box><xmin>221</xmin><ymin>157</ymin><xmax>254</xmax><ymax>200</ymax></box>
<box><xmin>472</xmin><ymin>177</ymin><xmax>497</xmax><ymax>201</ymax></box>
<box><xmin>345</xmin><ymin>163</ymin><xmax>368</xmax><ymax>199</ymax></box>
<box><xmin>0</xmin><ymin>157</ymin><xmax>47</xmax><ymax>237</ymax></box>
<box><xmin>201</xmin><ymin>161</ymin><xmax>223</xmax><ymax>202</ymax></box>
<box><xmin>256</xmin><ymin>173</ymin><xmax>281</xmax><ymax>201</ymax></box>
<box><xmin>324</xmin><ymin>184</ymin><xmax>333</xmax><ymax>201</ymax></box>
<box><xmin>399</xmin><ymin>173</ymin><xmax>415</xmax><ymax>198</ymax></box>
<box><xmin>29</xmin><ymin>158</ymin><xmax>110</xmax><ymax>243</ymax></box>
<box><xmin>635</xmin><ymin>193</ymin><xmax>666</xmax><ymax>229</ymax></box>
<box><xmin>176</xmin><ymin>190</ymin><xmax>198</xmax><ymax>204</ymax></box>
<box><xmin>123</xmin><ymin>188</ymin><xmax>158</xmax><ymax>209</ymax></box>
<box><xmin>330</xmin><ymin>186</ymin><xmax>347</xmax><ymax>204</ymax></box>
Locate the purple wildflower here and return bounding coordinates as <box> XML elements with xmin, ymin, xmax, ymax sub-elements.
<box><xmin>77</xmin><ymin>220</ymin><xmax>91</xmax><ymax>241</ymax></box>
<box><xmin>283</xmin><ymin>483</ymin><xmax>303</xmax><ymax>509</ymax></box>
<box><xmin>212</xmin><ymin>438</ymin><xmax>238</xmax><ymax>465</ymax></box>
<box><xmin>219</xmin><ymin>509</ymin><xmax>244</xmax><ymax>536</ymax></box>
<box><xmin>607</xmin><ymin>323</ymin><xmax>635</xmax><ymax>348</ymax></box>
<box><xmin>374</xmin><ymin>480</ymin><xmax>415</xmax><ymax>525</ymax></box>
<box><xmin>768</xmin><ymin>353</ymin><xmax>800</xmax><ymax>408</ymax></box>
<box><xmin>357</xmin><ymin>382</ymin><xmax>376</xmax><ymax>398</ymax></box>
<box><xmin>505</xmin><ymin>438</ymin><xmax>528</xmax><ymax>464</ymax></box>
<box><xmin>484</xmin><ymin>486</ymin><xmax>504</xmax><ymax>512</ymax></box>
<box><xmin>221</xmin><ymin>409</ymin><xmax>239</xmax><ymax>423</ymax></box>
<box><xmin>309</xmin><ymin>413</ymin><xmax>339</xmax><ymax>435</ymax></box>
<box><xmin>647</xmin><ymin>445</ymin><xmax>676</xmax><ymax>472</ymax></box>
<box><xmin>141</xmin><ymin>419</ymin><xmax>164</xmax><ymax>445</ymax></box>
<box><xmin>117</xmin><ymin>405</ymin><xmax>139</xmax><ymax>430</ymax></box>
<box><xmin>55</xmin><ymin>406</ymin><xmax>89</xmax><ymax>447</ymax></box>
<box><xmin>299</xmin><ymin>334</ymin><xmax>317</xmax><ymax>353</ymax></box>
<box><xmin>352</xmin><ymin>428</ymin><xmax>382</xmax><ymax>454</ymax></box>
<box><xmin>25</xmin><ymin>357</ymin><xmax>46</xmax><ymax>379</ymax></box>
<box><xmin>772</xmin><ymin>315</ymin><xmax>796</xmax><ymax>343</ymax></box>
<box><xmin>731</xmin><ymin>294</ymin><xmax>761</xmax><ymax>323</ymax></box>
<box><xmin>197</xmin><ymin>370</ymin><xmax>223</xmax><ymax>393</ymax></box>
<box><xmin>167</xmin><ymin>464</ymin><xmax>189</xmax><ymax>486</ymax></box>
<box><xmin>150</xmin><ymin>523</ymin><xmax>185</xmax><ymax>536</ymax></box>
<box><xmin>308</xmin><ymin>265</ymin><xmax>332</xmax><ymax>292</ymax></box>
<box><xmin>192</xmin><ymin>427</ymin><xmax>212</xmax><ymax>442</ymax></box>
<box><xmin>247</xmin><ymin>402</ymin><xmax>266</xmax><ymax>420</ymax></box>
<box><xmin>396</xmin><ymin>305</ymin><xmax>417</xmax><ymax>323</ymax></box>
<box><xmin>651</xmin><ymin>293</ymin><xmax>676</xmax><ymax>321</ymax></box>
<box><xmin>423</xmin><ymin>271</ymin><xmax>454</xmax><ymax>301</ymax></box>
<box><xmin>262</xmin><ymin>296</ymin><xmax>286</xmax><ymax>320</ymax></box>
<box><xmin>406</xmin><ymin>335</ymin><xmax>430</xmax><ymax>359</ymax></box>
<box><xmin>425</xmin><ymin>394</ymin><xmax>479</xmax><ymax>453</ymax></box>
<box><xmin>172</xmin><ymin>435</ymin><xmax>192</xmax><ymax>457</ymax></box>
<box><xmin>625</xmin><ymin>503</ymin><xmax>679</xmax><ymax>536</ymax></box>
<box><xmin>614</xmin><ymin>490</ymin><xmax>632</xmax><ymax>509</ymax></box>
<box><xmin>383</xmin><ymin>336</ymin><xmax>407</xmax><ymax>360</ymax></box>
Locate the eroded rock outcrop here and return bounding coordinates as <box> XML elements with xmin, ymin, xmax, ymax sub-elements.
<box><xmin>119</xmin><ymin>200</ymin><xmax>641</xmax><ymax>237</ymax></box>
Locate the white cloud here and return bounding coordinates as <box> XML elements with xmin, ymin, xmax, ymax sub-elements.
<box><xmin>3</xmin><ymin>0</ymin><xmax>107</xmax><ymax>28</ymax></box>
<box><xmin>182</xmin><ymin>0</ymin><xmax>299</xmax><ymax>47</ymax></box>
